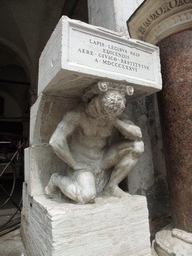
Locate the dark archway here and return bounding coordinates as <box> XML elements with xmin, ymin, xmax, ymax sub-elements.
<box><xmin>0</xmin><ymin>44</ymin><xmax>30</xmax><ymax>236</ymax></box>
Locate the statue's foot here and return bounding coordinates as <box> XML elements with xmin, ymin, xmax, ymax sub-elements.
<box><xmin>45</xmin><ymin>173</ymin><xmax>59</xmax><ymax>197</ymax></box>
<box><xmin>103</xmin><ymin>185</ymin><xmax>132</xmax><ymax>198</ymax></box>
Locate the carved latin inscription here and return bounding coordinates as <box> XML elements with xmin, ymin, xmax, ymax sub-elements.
<box><xmin>69</xmin><ymin>28</ymin><xmax>154</xmax><ymax>81</ymax></box>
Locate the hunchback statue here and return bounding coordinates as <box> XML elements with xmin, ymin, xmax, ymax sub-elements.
<box><xmin>45</xmin><ymin>82</ymin><xmax>144</xmax><ymax>204</ymax></box>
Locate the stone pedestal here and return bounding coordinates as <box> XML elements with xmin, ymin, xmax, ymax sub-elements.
<box><xmin>21</xmin><ymin>183</ymin><xmax>151</xmax><ymax>256</ymax></box>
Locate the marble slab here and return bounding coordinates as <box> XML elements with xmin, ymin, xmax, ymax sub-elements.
<box><xmin>21</xmin><ymin>183</ymin><xmax>151</xmax><ymax>256</ymax></box>
<box><xmin>38</xmin><ymin>16</ymin><xmax>162</xmax><ymax>99</ymax></box>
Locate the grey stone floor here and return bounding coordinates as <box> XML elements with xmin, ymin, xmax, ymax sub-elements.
<box><xmin>0</xmin><ymin>228</ymin><xmax>26</xmax><ymax>256</ymax></box>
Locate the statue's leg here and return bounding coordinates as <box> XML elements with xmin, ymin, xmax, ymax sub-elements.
<box><xmin>45</xmin><ymin>168</ymin><xmax>96</xmax><ymax>204</ymax></box>
<box><xmin>102</xmin><ymin>140</ymin><xmax>144</xmax><ymax>197</ymax></box>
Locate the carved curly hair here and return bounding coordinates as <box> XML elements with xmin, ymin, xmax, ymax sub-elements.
<box><xmin>101</xmin><ymin>90</ymin><xmax>126</xmax><ymax>118</ymax></box>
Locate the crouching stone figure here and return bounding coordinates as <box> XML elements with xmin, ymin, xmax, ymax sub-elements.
<box><xmin>45</xmin><ymin>82</ymin><xmax>144</xmax><ymax>204</ymax></box>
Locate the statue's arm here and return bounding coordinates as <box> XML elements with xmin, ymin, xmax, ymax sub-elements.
<box><xmin>49</xmin><ymin>111</ymin><xmax>81</xmax><ymax>169</ymax></box>
<box><xmin>113</xmin><ymin>115</ymin><xmax>142</xmax><ymax>141</ymax></box>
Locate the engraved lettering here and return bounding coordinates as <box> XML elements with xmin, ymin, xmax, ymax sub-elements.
<box><xmin>177</xmin><ymin>0</ymin><xmax>185</xmax><ymax>6</ymax></box>
<box><xmin>98</xmin><ymin>53</ymin><xmax>118</xmax><ymax>61</ymax></box>
<box><xmin>169</xmin><ymin>0</ymin><xmax>178</xmax><ymax>8</ymax></box>
<box><xmin>102</xmin><ymin>60</ymin><xmax>138</xmax><ymax>72</ymax></box>
<box><xmin>108</xmin><ymin>45</ymin><xmax>128</xmax><ymax>53</ymax></box>
<box><xmin>144</xmin><ymin>21</ymin><xmax>150</xmax><ymax>27</ymax></box>
<box><xmin>75</xmin><ymin>34</ymin><xmax>151</xmax><ymax>76</ymax></box>
<box><xmin>121</xmin><ymin>59</ymin><xmax>129</xmax><ymax>64</ymax></box>
<box><xmin>162</xmin><ymin>3</ymin><xmax>171</xmax><ymax>13</ymax></box>
<box><xmin>130</xmin><ymin>51</ymin><xmax>140</xmax><ymax>57</ymax></box>
<box><xmin>147</xmin><ymin>16</ymin><xmax>153</xmax><ymax>23</ymax></box>
<box><xmin>137</xmin><ymin>0</ymin><xmax>191</xmax><ymax>37</ymax></box>
<box><xmin>155</xmin><ymin>7</ymin><xmax>163</xmax><ymax>16</ymax></box>
<box><xmin>120</xmin><ymin>59</ymin><xmax>149</xmax><ymax>70</ymax></box>
<box><xmin>138</xmin><ymin>26</ymin><xmax>146</xmax><ymax>35</ymax></box>
<box><xmin>89</xmin><ymin>39</ymin><xmax>104</xmax><ymax>47</ymax></box>
<box><xmin>102</xmin><ymin>49</ymin><xmax>129</xmax><ymax>59</ymax></box>
<box><xmin>78</xmin><ymin>48</ymin><xmax>94</xmax><ymax>55</ymax></box>
<box><xmin>151</xmin><ymin>13</ymin><xmax>159</xmax><ymax>20</ymax></box>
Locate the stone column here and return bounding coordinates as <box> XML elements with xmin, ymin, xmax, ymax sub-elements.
<box><xmin>88</xmin><ymin>0</ymin><xmax>144</xmax><ymax>36</ymax></box>
<box><xmin>127</xmin><ymin>1</ymin><xmax>192</xmax><ymax>254</ymax></box>
<box><xmin>157</xmin><ymin>29</ymin><xmax>192</xmax><ymax>233</ymax></box>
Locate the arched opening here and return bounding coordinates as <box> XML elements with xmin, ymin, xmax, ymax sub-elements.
<box><xmin>0</xmin><ymin>43</ymin><xmax>30</xmax><ymax>235</ymax></box>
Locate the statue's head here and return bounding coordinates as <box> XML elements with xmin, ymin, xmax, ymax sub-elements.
<box><xmin>83</xmin><ymin>81</ymin><xmax>131</xmax><ymax>120</ymax></box>
<box><xmin>100</xmin><ymin>90</ymin><xmax>126</xmax><ymax>119</ymax></box>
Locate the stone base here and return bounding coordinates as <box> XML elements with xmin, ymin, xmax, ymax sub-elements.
<box><xmin>21</xmin><ymin>183</ymin><xmax>151</xmax><ymax>256</ymax></box>
<box><xmin>152</xmin><ymin>224</ymin><xmax>192</xmax><ymax>256</ymax></box>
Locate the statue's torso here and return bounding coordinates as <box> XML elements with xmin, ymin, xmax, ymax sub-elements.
<box><xmin>69</xmin><ymin>111</ymin><xmax>114</xmax><ymax>160</ymax></box>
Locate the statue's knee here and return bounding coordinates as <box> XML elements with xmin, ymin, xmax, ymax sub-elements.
<box><xmin>80</xmin><ymin>187</ymin><xmax>96</xmax><ymax>204</ymax></box>
<box><xmin>133</xmin><ymin>141</ymin><xmax>144</xmax><ymax>156</ymax></box>
<box><xmin>76</xmin><ymin>171</ymin><xmax>96</xmax><ymax>204</ymax></box>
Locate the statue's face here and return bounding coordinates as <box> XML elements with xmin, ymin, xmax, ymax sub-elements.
<box><xmin>100</xmin><ymin>90</ymin><xmax>126</xmax><ymax>119</ymax></box>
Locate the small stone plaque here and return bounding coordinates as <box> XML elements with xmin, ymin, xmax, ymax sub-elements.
<box><xmin>38</xmin><ymin>16</ymin><xmax>162</xmax><ymax>99</ymax></box>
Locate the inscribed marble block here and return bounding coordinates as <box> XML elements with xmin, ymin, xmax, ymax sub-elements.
<box><xmin>38</xmin><ymin>16</ymin><xmax>162</xmax><ymax>99</ymax></box>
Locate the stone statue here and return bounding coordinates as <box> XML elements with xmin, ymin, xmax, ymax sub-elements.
<box><xmin>45</xmin><ymin>82</ymin><xmax>144</xmax><ymax>204</ymax></box>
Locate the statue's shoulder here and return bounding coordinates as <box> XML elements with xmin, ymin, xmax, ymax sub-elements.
<box><xmin>73</xmin><ymin>103</ymin><xmax>87</xmax><ymax>113</ymax></box>
<box><xmin>62</xmin><ymin>103</ymin><xmax>87</xmax><ymax>124</ymax></box>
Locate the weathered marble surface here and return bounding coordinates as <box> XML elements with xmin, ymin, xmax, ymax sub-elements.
<box><xmin>21</xmin><ymin>183</ymin><xmax>151</xmax><ymax>256</ymax></box>
<box><xmin>45</xmin><ymin>83</ymin><xmax>144</xmax><ymax>204</ymax></box>
<box><xmin>25</xmin><ymin>15</ymin><xmax>163</xmax><ymax>202</ymax></box>
<box><xmin>152</xmin><ymin>224</ymin><xmax>192</xmax><ymax>256</ymax></box>
<box><xmin>22</xmin><ymin>14</ymin><xmax>159</xmax><ymax>255</ymax></box>
<box><xmin>25</xmin><ymin>94</ymin><xmax>78</xmax><ymax>197</ymax></box>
